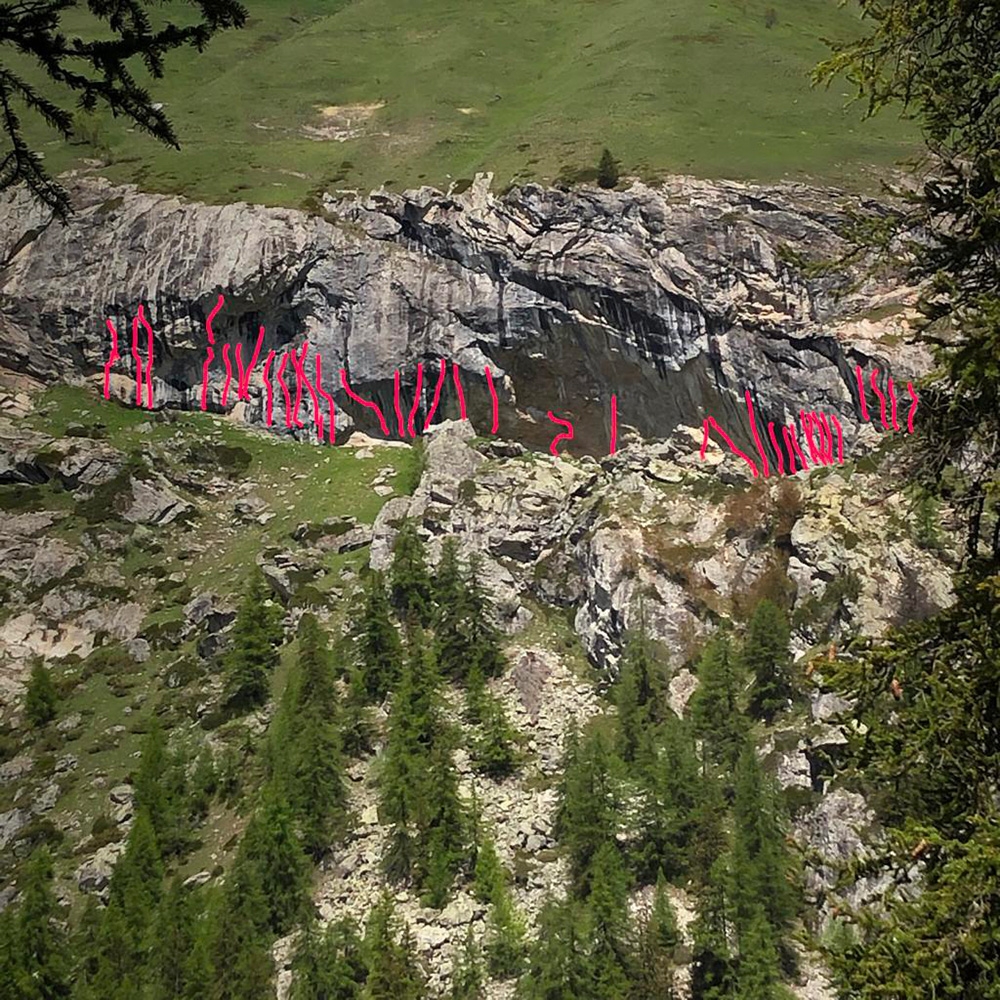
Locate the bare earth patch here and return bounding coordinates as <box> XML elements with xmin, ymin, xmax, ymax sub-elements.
<box><xmin>300</xmin><ymin>102</ymin><xmax>387</xmax><ymax>142</ymax></box>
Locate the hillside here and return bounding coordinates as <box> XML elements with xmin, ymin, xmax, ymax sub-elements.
<box><xmin>13</xmin><ymin>0</ymin><xmax>918</xmax><ymax>208</ymax></box>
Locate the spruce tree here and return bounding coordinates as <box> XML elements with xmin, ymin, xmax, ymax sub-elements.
<box><xmin>357</xmin><ymin>571</ymin><xmax>403</xmax><ymax>703</ymax></box>
<box><xmin>690</xmin><ymin>634</ymin><xmax>747</xmax><ymax>769</ymax></box>
<box><xmin>209</xmin><ymin>860</ymin><xmax>273</xmax><ymax>1000</ymax></box>
<box><xmin>291</xmin><ymin>917</ymin><xmax>366</xmax><ymax>1000</ymax></box>
<box><xmin>584</xmin><ymin>842</ymin><xmax>632</xmax><ymax>1000</ymax></box>
<box><xmin>223</xmin><ymin>571</ymin><xmax>282</xmax><ymax>713</ymax></box>
<box><xmin>390</xmin><ymin>520</ymin><xmax>433</xmax><ymax>625</ymax></box>
<box><xmin>183</xmin><ymin>904</ymin><xmax>216</xmax><ymax>1000</ymax></box>
<box><xmin>517</xmin><ymin>898</ymin><xmax>591</xmax><ymax>1000</ymax></box>
<box><xmin>472</xmin><ymin>833</ymin><xmax>506</xmax><ymax>904</ymax></box>
<box><xmin>744</xmin><ymin>601</ymin><xmax>793</xmax><ymax>723</ymax></box>
<box><xmin>433</xmin><ymin>539</ymin><xmax>470</xmax><ymax>680</ymax></box>
<box><xmin>361</xmin><ymin>895</ymin><xmax>426</xmax><ymax>1000</ymax></box>
<box><xmin>0</xmin><ymin>909</ymin><xmax>18</xmax><ymax>1000</ymax></box>
<box><xmin>134</xmin><ymin>719</ymin><xmax>184</xmax><ymax>857</ymax></box>
<box><xmin>690</xmin><ymin>857</ymin><xmax>737</xmax><ymax>1000</ymax></box>
<box><xmin>736</xmin><ymin>905</ymin><xmax>781</xmax><ymax>1000</ymax></box>
<box><xmin>632</xmin><ymin>873</ymin><xmax>678</xmax><ymax>999</ymax></box>
<box><xmin>597</xmin><ymin>148</ymin><xmax>620</xmax><ymax>189</ymax></box>
<box><xmin>450</xmin><ymin>926</ymin><xmax>485</xmax><ymax>1000</ymax></box>
<box><xmin>462</xmin><ymin>555</ymin><xmax>506</xmax><ymax>680</ymax></box>
<box><xmin>341</xmin><ymin>666</ymin><xmax>375</xmax><ymax>757</ymax></box>
<box><xmin>107</xmin><ymin>807</ymin><xmax>164</xmax><ymax>960</ymax></box>
<box><xmin>485</xmin><ymin>876</ymin><xmax>527</xmax><ymax>979</ymax></box>
<box><xmin>471</xmin><ymin>688</ymin><xmax>520</xmax><ymax>780</ymax></box>
<box><xmin>147</xmin><ymin>878</ymin><xmax>195</xmax><ymax>1000</ymax></box>
<box><xmin>24</xmin><ymin>659</ymin><xmax>58</xmax><ymax>727</ymax></box>
<box><xmin>614</xmin><ymin>619</ymin><xmax>660</xmax><ymax>762</ymax></box>
<box><xmin>11</xmin><ymin>848</ymin><xmax>71</xmax><ymax>1000</ymax></box>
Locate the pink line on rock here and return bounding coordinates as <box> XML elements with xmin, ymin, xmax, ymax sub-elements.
<box><xmin>103</xmin><ymin>319</ymin><xmax>121</xmax><ymax>400</ymax></box>
<box><xmin>423</xmin><ymin>359</ymin><xmax>448</xmax><ymax>432</ymax></box>
<box><xmin>700</xmin><ymin>416</ymin><xmax>760</xmax><ymax>478</ymax></box>
<box><xmin>200</xmin><ymin>295</ymin><xmax>225</xmax><ymax>411</ymax></box>
<box><xmin>745</xmin><ymin>389</ymin><xmax>770</xmax><ymax>477</ymax></box>
<box><xmin>610</xmin><ymin>393</ymin><xmax>618</xmax><ymax>455</ymax></box>
<box><xmin>830</xmin><ymin>414</ymin><xmax>844</xmax><ymax>464</ymax></box>
<box><xmin>547</xmin><ymin>411</ymin><xmax>574</xmax><ymax>456</ymax></box>
<box><xmin>393</xmin><ymin>371</ymin><xmax>405</xmax><ymax>438</ymax></box>
<box><xmin>288</xmin><ymin>343</ymin><xmax>310</xmax><ymax>428</ymax></box>
<box><xmin>906</xmin><ymin>382</ymin><xmax>919</xmax><ymax>434</ymax></box>
<box><xmin>262</xmin><ymin>350</ymin><xmax>276</xmax><ymax>426</ymax></box>
<box><xmin>782</xmin><ymin>423</ymin><xmax>809</xmax><ymax>474</ymax></box>
<box><xmin>236</xmin><ymin>326</ymin><xmax>265</xmax><ymax>401</ymax></box>
<box><xmin>221</xmin><ymin>343</ymin><xmax>234</xmax><ymax>406</ymax></box>
<box><xmin>869</xmin><ymin>368</ymin><xmax>889</xmax><ymax>430</ymax></box>
<box><xmin>408</xmin><ymin>363</ymin><xmax>424</xmax><ymax>438</ymax></box>
<box><xmin>130</xmin><ymin>314</ymin><xmax>144</xmax><ymax>407</ymax></box>
<box><xmin>341</xmin><ymin>367</ymin><xmax>390</xmax><ymax>436</ymax></box>
<box><xmin>887</xmin><ymin>377</ymin><xmax>900</xmax><ymax>431</ymax></box>
<box><xmin>484</xmin><ymin>367</ymin><xmax>500</xmax><ymax>434</ymax></box>
<box><xmin>767</xmin><ymin>421</ymin><xmax>785</xmax><ymax>476</ymax></box>
<box><xmin>815</xmin><ymin>412</ymin><xmax>835</xmax><ymax>465</ymax></box>
<box><xmin>452</xmin><ymin>364</ymin><xmax>467</xmax><ymax>420</ymax></box>
<box><xmin>277</xmin><ymin>352</ymin><xmax>293</xmax><ymax>429</ymax></box>
<box><xmin>799</xmin><ymin>411</ymin><xmax>822</xmax><ymax>464</ymax></box>
<box><xmin>314</xmin><ymin>354</ymin><xmax>336</xmax><ymax>443</ymax></box>
<box><xmin>138</xmin><ymin>304</ymin><xmax>154</xmax><ymax>409</ymax></box>
<box><xmin>854</xmin><ymin>364</ymin><xmax>870</xmax><ymax>422</ymax></box>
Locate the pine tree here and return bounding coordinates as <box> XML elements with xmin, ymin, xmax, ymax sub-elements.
<box><xmin>597</xmin><ymin>148</ymin><xmax>620</xmax><ymax>189</ymax></box>
<box><xmin>11</xmin><ymin>848</ymin><xmax>71</xmax><ymax>1000</ymax></box>
<box><xmin>433</xmin><ymin>539</ymin><xmax>470</xmax><ymax>680</ymax></box>
<box><xmin>485</xmin><ymin>877</ymin><xmax>527</xmax><ymax>979</ymax></box>
<box><xmin>462</xmin><ymin>556</ymin><xmax>506</xmax><ymax>679</ymax></box>
<box><xmin>189</xmin><ymin>746</ymin><xmax>218</xmax><ymax>822</ymax></box>
<box><xmin>688</xmin><ymin>770</ymin><xmax>729</xmax><ymax>887</ymax></box>
<box><xmin>183</xmin><ymin>903</ymin><xmax>216</xmax><ymax>1000</ymax></box>
<box><xmin>614</xmin><ymin>619</ymin><xmax>660</xmax><ymax>762</ymax></box>
<box><xmin>690</xmin><ymin>857</ymin><xmax>737</xmax><ymax>1000</ymax></box>
<box><xmin>107</xmin><ymin>808</ymin><xmax>164</xmax><ymax>963</ymax></box>
<box><xmin>632</xmin><ymin>873</ymin><xmax>678</xmax><ymax>999</ymax></box>
<box><xmin>68</xmin><ymin>895</ymin><xmax>102</xmax><ymax>999</ymax></box>
<box><xmin>471</xmin><ymin>689</ymin><xmax>520</xmax><ymax>780</ymax></box>
<box><xmin>555</xmin><ymin>727</ymin><xmax>620</xmax><ymax>895</ymax></box>
<box><xmin>361</xmin><ymin>895</ymin><xmax>426</xmax><ymax>1000</ymax></box>
<box><xmin>341</xmin><ymin>666</ymin><xmax>375</xmax><ymax>757</ymax></box>
<box><xmin>134</xmin><ymin>720</ymin><xmax>183</xmax><ymax>856</ymax></box>
<box><xmin>24</xmin><ymin>659</ymin><xmax>59</xmax><ymax>727</ymax></box>
<box><xmin>357</xmin><ymin>571</ymin><xmax>403</xmax><ymax>703</ymax></box>
<box><xmin>517</xmin><ymin>898</ymin><xmax>591</xmax><ymax>1000</ymax></box>
<box><xmin>450</xmin><ymin>926</ymin><xmax>485</xmax><ymax>1000</ymax></box>
<box><xmin>464</xmin><ymin>662</ymin><xmax>488</xmax><ymax>726</ymax></box>
<box><xmin>584</xmin><ymin>842</ymin><xmax>632</xmax><ymax>1000</ymax></box>
<box><xmin>210</xmin><ymin>860</ymin><xmax>273</xmax><ymax>1000</ymax></box>
<box><xmin>390</xmin><ymin>520</ymin><xmax>433</xmax><ymax>625</ymax></box>
<box><xmin>241</xmin><ymin>791</ymin><xmax>311</xmax><ymax>935</ymax></box>
<box><xmin>744</xmin><ymin>601</ymin><xmax>793</xmax><ymax>724</ymax></box>
<box><xmin>472</xmin><ymin>834</ymin><xmax>506</xmax><ymax>905</ymax></box>
<box><xmin>147</xmin><ymin>878</ymin><xmax>195</xmax><ymax>1000</ymax></box>
<box><xmin>223</xmin><ymin>571</ymin><xmax>282</xmax><ymax>713</ymax></box>
<box><xmin>736</xmin><ymin>905</ymin><xmax>781</xmax><ymax>1000</ymax></box>
<box><xmin>690</xmin><ymin>635</ymin><xmax>747</xmax><ymax>769</ymax></box>
<box><xmin>291</xmin><ymin>916</ymin><xmax>366</xmax><ymax>1000</ymax></box>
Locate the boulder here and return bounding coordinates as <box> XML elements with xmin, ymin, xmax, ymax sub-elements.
<box><xmin>123</xmin><ymin>474</ymin><xmax>194</xmax><ymax>525</ymax></box>
<box><xmin>26</xmin><ymin>538</ymin><xmax>86</xmax><ymax>590</ymax></box>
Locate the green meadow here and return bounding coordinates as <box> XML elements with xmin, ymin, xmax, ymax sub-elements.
<box><xmin>15</xmin><ymin>0</ymin><xmax>918</xmax><ymax>207</ymax></box>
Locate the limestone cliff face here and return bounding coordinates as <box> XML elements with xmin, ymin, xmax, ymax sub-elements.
<box><xmin>0</xmin><ymin>173</ymin><xmax>928</xmax><ymax>455</ymax></box>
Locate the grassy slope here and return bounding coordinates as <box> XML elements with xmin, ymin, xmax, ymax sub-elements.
<box><xmin>17</xmin><ymin>0</ymin><xmax>917</xmax><ymax>207</ymax></box>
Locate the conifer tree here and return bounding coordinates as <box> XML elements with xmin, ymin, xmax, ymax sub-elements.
<box><xmin>517</xmin><ymin>898</ymin><xmax>591</xmax><ymax>1000</ymax></box>
<box><xmin>632</xmin><ymin>873</ymin><xmax>679</xmax><ymax>999</ymax></box>
<box><xmin>224</xmin><ymin>571</ymin><xmax>282</xmax><ymax>713</ymax></box>
<box><xmin>0</xmin><ymin>909</ymin><xmax>18</xmax><ymax>1000</ymax></box>
<box><xmin>291</xmin><ymin>916</ymin><xmax>366</xmax><ymax>1000</ymax></box>
<box><xmin>361</xmin><ymin>895</ymin><xmax>426</xmax><ymax>1000</ymax></box>
<box><xmin>614</xmin><ymin>617</ymin><xmax>660</xmax><ymax>762</ymax></box>
<box><xmin>183</xmin><ymin>904</ymin><xmax>216</xmax><ymax>1000</ymax></box>
<box><xmin>690</xmin><ymin>857</ymin><xmax>737</xmax><ymax>1000</ymax></box>
<box><xmin>462</xmin><ymin>555</ymin><xmax>506</xmax><ymax>679</ymax></box>
<box><xmin>147</xmin><ymin>878</ymin><xmax>195</xmax><ymax>1000</ymax></box>
<box><xmin>24</xmin><ymin>659</ymin><xmax>58</xmax><ymax>727</ymax></box>
<box><xmin>189</xmin><ymin>747</ymin><xmax>218</xmax><ymax>822</ymax></box>
<box><xmin>210</xmin><ymin>858</ymin><xmax>274</xmax><ymax>1000</ymax></box>
<box><xmin>68</xmin><ymin>895</ymin><xmax>102</xmax><ymax>1000</ymax></box>
<box><xmin>690</xmin><ymin>634</ymin><xmax>747</xmax><ymax>769</ymax></box>
<box><xmin>464</xmin><ymin>662</ymin><xmax>488</xmax><ymax>727</ymax></box>
<box><xmin>11</xmin><ymin>848</ymin><xmax>71</xmax><ymax>1000</ymax></box>
<box><xmin>341</xmin><ymin>666</ymin><xmax>375</xmax><ymax>757</ymax></box>
<box><xmin>357</xmin><ymin>571</ymin><xmax>403</xmax><ymax>703</ymax></box>
<box><xmin>390</xmin><ymin>520</ymin><xmax>433</xmax><ymax>625</ymax></box>
<box><xmin>555</xmin><ymin>727</ymin><xmax>620</xmax><ymax>895</ymax></box>
<box><xmin>736</xmin><ymin>905</ymin><xmax>781</xmax><ymax>1000</ymax></box>
<box><xmin>744</xmin><ymin>601</ymin><xmax>793</xmax><ymax>724</ymax></box>
<box><xmin>485</xmin><ymin>875</ymin><xmax>527</xmax><ymax>979</ymax></box>
<box><xmin>434</xmin><ymin>541</ymin><xmax>471</xmax><ymax>682</ymax></box>
<box><xmin>107</xmin><ymin>808</ymin><xmax>164</xmax><ymax>959</ymax></box>
<box><xmin>471</xmin><ymin>688</ymin><xmax>520</xmax><ymax>780</ymax></box>
<box><xmin>584</xmin><ymin>842</ymin><xmax>632</xmax><ymax>999</ymax></box>
<box><xmin>688</xmin><ymin>770</ymin><xmax>729</xmax><ymax>887</ymax></box>
<box><xmin>134</xmin><ymin>720</ymin><xmax>183</xmax><ymax>856</ymax></box>
<box><xmin>450</xmin><ymin>926</ymin><xmax>485</xmax><ymax>1000</ymax></box>
<box><xmin>472</xmin><ymin>833</ymin><xmax>506</xmax><ymax>905</ymax></box>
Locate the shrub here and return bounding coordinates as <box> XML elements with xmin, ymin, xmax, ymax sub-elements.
<box><xmin>597</xmin><ymin>148</ymin><xmax>620</xmax><ymax>189</ymax></box>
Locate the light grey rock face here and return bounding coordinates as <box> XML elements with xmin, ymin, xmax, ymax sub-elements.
<box><xmin>123</xmin><ymin>474</ymin><xmax>194</xmax><ymax>525</ymax></box>
<box><xmin>26</xmin><ymin>538</ymin><xmax>86</xmax><ymax>590</ymax></box>
<box><xmin>0</xmin><ymin>175</ymin><xmax>927</xmax><ymax>456</ymax></box>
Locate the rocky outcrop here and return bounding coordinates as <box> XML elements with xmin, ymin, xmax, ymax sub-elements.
<box><xmin>0</xmin><ymin>174</ymin><xmax>928</xmax><ymax>456</ymax></box>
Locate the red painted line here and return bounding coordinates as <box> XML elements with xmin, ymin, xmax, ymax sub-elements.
<box><xmin>887</xmin><ymin>377</ymin><xmax>900</xmax><ymax>431</ymax></box>
<box><xmin>423</xmin><ymin>358</ymin><xmax>448</xmax><ymax>432</ymax></box>
<box><xmin>869</xmin><ymin>368</ymin><xmax>889</xmax><ymax>430</ymax></box>
<box><xmin>236</xmin><ymin>326</ymin><xmax>265</xmax><ymax>400</ymax></box>
<box><xmin>744</xmin><ymin>389</ymin><xmax>770</xmax><ymax>478</ymax></box>
<box><xmin>906</xmin><ymin>382</ymin><xmax>919</xmax><ymax>434</ymax></box>
<box><xmin>484</xmin><ymin>366</ymin><xmax>500</xmax><ymax>434</ymax></box>
<box><xmin>393</xmin><ymin>370</ymin><xmax>405</xmax><ymax>438</ymax></box>
<box><xmin>277</xmin><ymin>352</ymin><xmax>293</xmax><ymax>429</ymax></box>
<box><xmin>452</xmin><ymin>364</ymin><xmax>467</xmax><ymax>420</ymax></box>
<box><xmin>130</xmin><ymin>314</ymin><xmax>144</xmax><ymax>407</ymax></box>
<box><xmin>138</xmin><ymin>304</ymin><xmax>154</xmax><ymax>409</ymax></box>
<box><xmin>287</xmin><ymin>342</ymin><xmax>310</xmax><ymax>428</ymax></box>
<box><xmin>407</xmin><ymin>363</ymin><xmax>424</xmax><ymax>438</ymax></box>
<box><xmin>799</xmin><ymin>411</ymin><xmax>822</xmax><ymax>464</ymax></box>
<box><xmin>782</xmin><ymin>423</ymin><xmax>809</xmax><ymax>474</ymax></box>
<box><xmin>221</xmin><ymin>343</ymin><xmax>234</xmax><ymax>406</ymax></box>
<box><xmin>814</xmin><ymin>412</ymin><xmax>835</xmax><ymax>465</ymax></box>
<box><xmin>547</xmin><ymin>411</ymin><xmax>574</xmax><ymax>456</ymax></box>
<box><xmin>315</xmin><ymin>354</ymin><xmax>336</xmax><ymax>443</ymax></box>
<box><xmin>700</xmin><ymin>416</ymin><xmax>760</xmax><ymax>478</ymax></box>
<box><xmin>200</xmin><ymin>294</ymin><xmax>225</xmax><ymax>411</ymax></box>
<box><xmin>830</xmin><ymin>413</ymin><xmax>844</xmax><ymax>464</ymax></box>
<box><xmin>854</xmin><ymin>364</ymin><xmax>870</xmax><ymax>422</ymax></box>
<box><xmin>610</xmin><ymin>393</ymin><xmax>618</xmax><ymax>455</ymax></box>
<box><xmin>262</xmin><ymin>350</ymin><xmax>276</xmax><ymax>426</ymax></box>
<box><xmin>767</xmin><ymin>421</ymin><xmax>785</xmax><ymax>476</ymax></box>
<box><xmin>102</xmin><ymin>319</ymin><xmax>121</xmax><ymax>400</ymax></box>
<box><xmin>341</xmin><ymin>367</ymin><xmax>391</xmax><ymax>436</ymax></box>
